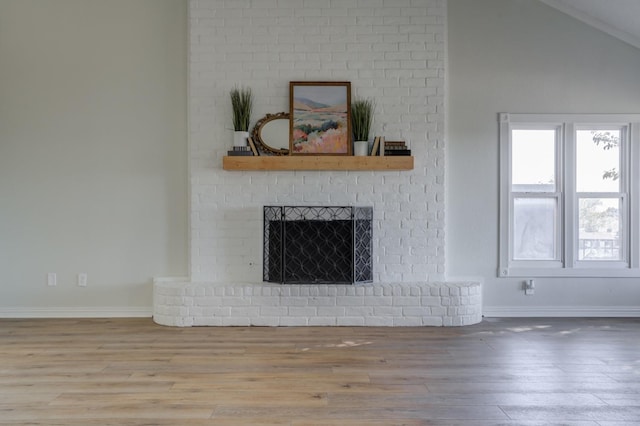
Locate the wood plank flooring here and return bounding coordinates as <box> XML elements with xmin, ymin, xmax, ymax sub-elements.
<box><xmin>0</xmin><ymin>317</ymin><xmax>639</xmax><ymax>425</ymax></box>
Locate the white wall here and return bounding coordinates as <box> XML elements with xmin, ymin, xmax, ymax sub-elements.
<box><xmin>447</xmin><ymin>0</ymin><xmax>640</xmax><ymax>316</ymax></box>
<box><xmin>0</xmin><ymin>0</ymin><xmax>188</xmax><ymax>315</ymax></box>
<box><xmin>8</xmin><ymin>0</ymin><xmax>635</xmax><ymax>318</ymax></box>
<box><xmin>189</xmin><ymin>0</ymin><xmax>446</xmax><ymax>284</ymax></box>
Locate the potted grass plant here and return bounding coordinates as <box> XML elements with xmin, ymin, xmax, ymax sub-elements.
<box><xmin>230</xmin><ymin>86</ymin><xmax>253</xmax><ymax>147</ymax></box>
<box><xmin>351</xmin><ymin>98</ymin><xmax>375</xmax><ymax>156</ymax></box>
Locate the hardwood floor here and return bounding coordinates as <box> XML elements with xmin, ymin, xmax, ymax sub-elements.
<box><xmin>0</xmin><ymin>317</ymin><xmax>639</xmax><ymax>425</ymax></box>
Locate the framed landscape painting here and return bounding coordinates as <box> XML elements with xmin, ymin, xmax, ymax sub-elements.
<box><xmin>289</xmin><ymin>81</ymin><xmax>351</xmax><ymax>155</ymax></box>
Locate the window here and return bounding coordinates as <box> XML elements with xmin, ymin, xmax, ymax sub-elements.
<box><xmin>499</xmin><ymin>114</ymin><xmax>640</xmax><ymax>277</ymax></box>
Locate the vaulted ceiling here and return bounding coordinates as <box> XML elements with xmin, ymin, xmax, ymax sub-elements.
<box><xmin>540</xmin><ymin>0</ymin><xmax>640</xmax><ymax>50</ymax></box>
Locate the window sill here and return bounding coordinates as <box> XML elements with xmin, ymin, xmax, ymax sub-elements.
<box><xmin>499</xmin><ymin>267</ymin><xmax>640</xmax><ymax>278</ymax></box>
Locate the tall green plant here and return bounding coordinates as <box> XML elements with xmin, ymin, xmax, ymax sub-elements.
<box><xmin>230</xmin><ymin>86</ymin><xmax>253</xmax><ymax>131</ymax></box>
<box><xmin>351</xmin><ymin>98</ymin><xmax>375</xmax><ymax>141</ymax></box>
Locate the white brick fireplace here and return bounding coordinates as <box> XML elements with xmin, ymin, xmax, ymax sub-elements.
<box><xmin>153</xmin><ymin>0</ymin><xmax>481</xmax><ymax>326</ymax></box>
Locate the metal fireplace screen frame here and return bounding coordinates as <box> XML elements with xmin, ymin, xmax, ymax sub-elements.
<box><xmin>263</xmin><ymin>206</ymin><xmax>373</xmax><ymax>284</ymax></box>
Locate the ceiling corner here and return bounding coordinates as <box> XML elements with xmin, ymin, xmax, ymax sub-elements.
<box><xmin>539</xmin><ymin>0</ymin><xmax>640</xmax><ymax>51</ymax></box>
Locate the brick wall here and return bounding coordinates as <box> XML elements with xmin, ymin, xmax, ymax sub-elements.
<box><xmin>189</xmin><ymin>0</ymin><xmax>446</xmax><ymax>283</ymax></box>
<box><xmin>154</xmin><ymin>281</ymin><xmax>482</xmax><ymax>327</ymax></box>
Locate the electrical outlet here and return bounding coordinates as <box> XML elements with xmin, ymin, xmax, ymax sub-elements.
<box><xmin>47</xmin><ymin>273</ymin><xmax>57</xmax><ymax>287</ymax></box>
<box><xmin>524</xmin><ymin>279</ymin><xmax>535</xmax><ymax>296</ymax></box>
<box><xmin>78</xmin><ymin>273</ymin><xmax>88</xmax><ymax>287</ymax></box>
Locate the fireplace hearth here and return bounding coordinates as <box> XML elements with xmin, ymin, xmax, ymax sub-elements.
<box><xmin>263</xmin><ymin>206</ymin><xmax>373</xmax><ymax>284</ymax></box>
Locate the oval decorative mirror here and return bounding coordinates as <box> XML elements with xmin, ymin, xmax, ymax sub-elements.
<box><xmin>252</xmin><ymin>112</ymin><xmax>290</xmax><ymax>156</ymax></box>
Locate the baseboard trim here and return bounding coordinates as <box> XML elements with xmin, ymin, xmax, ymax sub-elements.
<box><xmin>0</xmin><ymin>307</ymin><xmax>152</xmax><ymax>318</ymax></box>
<box><xmin>483</xmin><ymin>306</ymin><xmax>640</xmax><ymax>317</ymax></box>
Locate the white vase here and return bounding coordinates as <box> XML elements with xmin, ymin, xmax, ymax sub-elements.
<box><xmin>354</xmin><ymin>140</ymin><xmax>369</xmax><ymax>156</ymax></box>
<box><xmin>233</xmin><ymin>131</ymin><xmax>249</xmax><ymax>147</ymax></box>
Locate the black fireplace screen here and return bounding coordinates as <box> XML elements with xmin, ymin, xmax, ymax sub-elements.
<box><xmin>263</xmin><ymin>206</ymin><xmax>373</xmax><ymax>284</ymax></box>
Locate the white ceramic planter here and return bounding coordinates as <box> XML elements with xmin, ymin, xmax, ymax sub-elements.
<box><xmin>233</xmin><ymin>131</ymin><xmax>250</xmax><ymax>147</ymax></box>
<box><xmin>354</xmin><ymin>140</ymin><xmax>369</xmax><ymax>156</ymax></box>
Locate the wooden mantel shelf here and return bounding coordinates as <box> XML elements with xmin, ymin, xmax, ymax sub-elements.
<box><xmin>222</xmin><ymin>155</ymin><xmax>414</xmax><ymax>171</ymax></box>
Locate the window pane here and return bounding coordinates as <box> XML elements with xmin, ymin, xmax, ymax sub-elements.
<box><xmin>513</xmin><ymin>198</ymin><xmax>557</xmax><ymax>260</ymax></box>
<box><xmin>578</xmin><ymin>198</ymin><xmax>621</xmax><ymax>261</ymax></box>
<box><xmin>512</xmin><ymin>129</ymin><xmax>556</xmax><ymax>192</ymax></box>
<box><xmin>576</xmin><ymin>129</ymin><xmax>620</xmax><ymax>192</ymax></box>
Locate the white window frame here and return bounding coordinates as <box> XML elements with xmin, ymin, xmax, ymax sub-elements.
<box><xmin>499</xmin><ymin>113</ymin><xmax>640</xmax><ymax>278</ymax></box>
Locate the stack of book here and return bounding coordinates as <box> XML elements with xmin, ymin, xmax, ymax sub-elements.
<box><xmin>369</xmin><ymin>137</ymin><xmax>412</xmax><ymax>156</ymax></box>
<box><xmin>227</xmin><ymin>146</ymin><xmax>253</xmax><ymax>156</ymax></box>
<box><xmin>384</xmin><ymin>140</ymin><xmax>411</xmax><ymax>156</ymax></box>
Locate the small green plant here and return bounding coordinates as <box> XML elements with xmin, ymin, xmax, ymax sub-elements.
<box><xmin>230</xmin><ymin>86</ymin><xmax>253</xmax><ymax>131</ymax></box>
<box><xmin>351</xmin><ymin>98</ymin><xmax>375</xmax><ymax>141</ymax></box>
